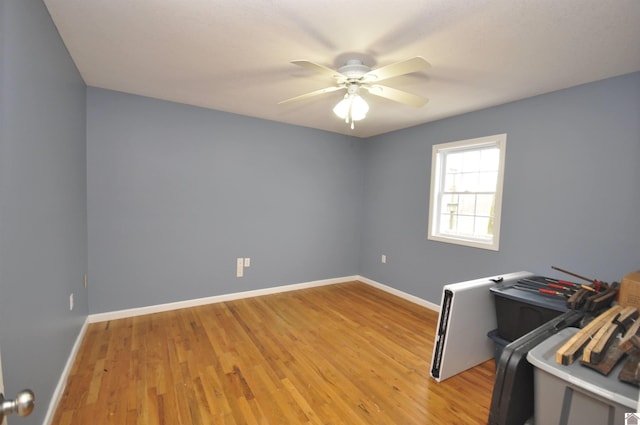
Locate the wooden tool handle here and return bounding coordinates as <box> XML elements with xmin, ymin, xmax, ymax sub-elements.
<box><xmin>582</xmin><ymin>307</ymin><xmax>638</xmax><ymax>364</ymax></box>
<box><xmin>556</xmin><ymin>305</ymin><xmax>623</xmax><ymax>365</ymax></box>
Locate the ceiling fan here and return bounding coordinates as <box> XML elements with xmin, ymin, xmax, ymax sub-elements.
<box><xmin>279</xmin><ymin>57</ymin><xmax>430</xmax><ymax>129</ymax></box>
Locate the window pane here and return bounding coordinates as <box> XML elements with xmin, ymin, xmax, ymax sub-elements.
<box><xmin>445</xmin><ymin>152</ymin><xmax>463</xmax><ymax>173</ymax></box>
<box><xmin>475</xmin><ymin>194</ymin><xmax>494</xmax><ymax>217</ymax></box>
<box><xmin>444</xmin><ymin>172</ymin><xmax>460</xmax><ymax>192</ymax></box>
<box><xmin>458</xmin><ymin>194</ymin><xmax>476</xmax><ymax>215</ymax></box>
<box><xmin>475</xmin><ymin>217</ymin><xmax>492</xmax><ymax>237</ymax></box>
<box><xmin>461</xmin><ymin>150</ymin><xmax>481</xmax><ymax>172</ymax></box>
<box><xmin>479</xmin><ymin>148</ymin><xmax>500</xmax><ymax>171</ymax></box>
<box><xmin>439</xmin><ymin>213</ymin><xmax>457</xmax><ymax>233</ymax></box>
<box><xmin>441</xmin><ymin>194</ymin><xmax>459</xmax><ymax>213</ymax></box>
<box><xmin>457</xmin><ymin>215</ymin><xmax>475</xmax><ymax>236</ymax></box>
<box><xmin>460</xmin><ymin>172</ymin><xmax>479</xmax><ymax>192</ymax></box>
<box><xmin>478</xmin><ymin>171</ymin><xmax>498</xmax><ymax>192</ymax></box>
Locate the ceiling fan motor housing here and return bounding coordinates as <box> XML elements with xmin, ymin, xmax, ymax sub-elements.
<box><xmin>338</xmin><ymin>59</ymin><xmax>370</xmax><ymax>79</ymax></box>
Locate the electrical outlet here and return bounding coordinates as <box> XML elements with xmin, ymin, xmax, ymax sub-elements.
<box><xmin>69</xmin><ymin>293</ymin><xmax>74</xmax><ymax>311</ymax></box>
<box><xmin>244</xmin><ymin>258</ymin><xmax>250</xmax><ymax>267</ymax></box>
<box><xmin>236</xmin><ymin>258</ymin><xmax>244</xmax><ymax>277</ymax></box>
<box><xmin>381</xmin><ymin>254</ymin><xmax>387</xmax><ymax>264</ymax></box>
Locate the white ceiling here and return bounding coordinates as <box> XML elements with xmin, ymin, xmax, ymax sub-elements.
<box><xmin>44</xmin><ymin>0</ymin><xmax>640</xmax><ymax>138</ymax></box>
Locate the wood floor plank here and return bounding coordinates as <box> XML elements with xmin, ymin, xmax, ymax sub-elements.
<box><xmin>51</xmin><ymin>281</ymin><xmax>496</xmax><ymax>424</ymax></box>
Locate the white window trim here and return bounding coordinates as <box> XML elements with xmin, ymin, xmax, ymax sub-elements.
<box><xmin>428</xmin><ymin>133</ymin><xmax>507</xmax><ymax>251</ymax></box>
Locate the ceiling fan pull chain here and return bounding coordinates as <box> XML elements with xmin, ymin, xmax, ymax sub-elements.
<box><xmin>348</xmin><ymin>100</ymin><xmax>356</xmax><ymax>129</ymax></box>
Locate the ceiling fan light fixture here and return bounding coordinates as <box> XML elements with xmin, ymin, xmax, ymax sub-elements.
<box><xmin>333</xmin><ymin>94</ymin><xmax>369</xmax><ymax>127</ymax></box>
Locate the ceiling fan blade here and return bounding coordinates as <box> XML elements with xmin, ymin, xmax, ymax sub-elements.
<box><xmin>278</xmin><ymin>86</ymin><xmax>344</xmax><ymax>105</ymax></box>
<box><xmin>364</xmin><ymin>84</ymin><xmax>429</xmax><ymax>107</ymax></box>
<box><xmin>363</xmin><ymin>57</ymin><xmax>431</xmax><ymax>82</ymax></box>
<box><xmin>290</xmin><ymin>60</ymin><xmax>343</xmax><ymax>80</ymax></box>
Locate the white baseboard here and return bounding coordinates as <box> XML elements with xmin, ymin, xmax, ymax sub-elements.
<box><xmin>43</xmin><ymin>317</ymin><xmax>89</xmax><ymax>425</ymax></box>
<box><xmin>358</xmin><ymin>276</ymin><xmax>440</xmax><ymax>312</ymax></box>
<box><xmin>88</xmin><ymin>275</ymin><xmax>438</xmax><ymax>324</ymax></box>
<box><xmin>88</xmin><ymin>275</ymin><xmax>361</xmax><ymax>323</ymax></box>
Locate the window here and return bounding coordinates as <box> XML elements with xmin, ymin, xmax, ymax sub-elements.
<box><xmin>428</xmin><ymin>134</ymin><xmax>507</xmax><ymax>251</ymax></box>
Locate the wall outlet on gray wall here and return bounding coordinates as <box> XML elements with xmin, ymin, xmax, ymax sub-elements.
<box><xmin>236</xmin><ymin>258</ymin><xmax>244</xmax><ymax>277</ymax></box>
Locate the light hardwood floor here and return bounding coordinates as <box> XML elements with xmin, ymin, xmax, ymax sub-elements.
<box><xmin>51</xmin><ymin>281</ymin><xmax>496</xmax><ymax>424</ymax></box>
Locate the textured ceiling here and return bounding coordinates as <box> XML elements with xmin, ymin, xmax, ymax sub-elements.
<box><xmin>44</xmin><ymin>0</ymin><xmax>640</xmax><ymax>138</ymax></box>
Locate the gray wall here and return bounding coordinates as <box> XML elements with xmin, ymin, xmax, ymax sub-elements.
<box><xmin>0</xmin><ymin>1</ymin><xmax>88</xmax><ymax>424</ymax></box>
<box><xmin>87</xmin><ymin>88</ymin><xmax>364</xmax><ymax>313</ymax></box>
<box><xmin>87</xmin><ymin>73</ymin><xmax>640</xmax><ymax>314</ymax></box>
<box><xmin>360</xmin><ymin>72</ymin><xmax>640</xmax><ymax>304</ymax></box>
